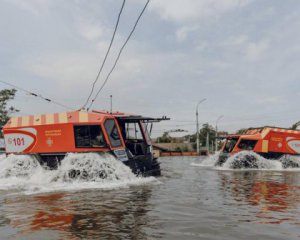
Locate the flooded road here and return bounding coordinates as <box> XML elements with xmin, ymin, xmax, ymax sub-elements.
<box><xmin>1</xmin><ymin>156</ymin><xmax>300</xmax><ymax>239</ymax></box>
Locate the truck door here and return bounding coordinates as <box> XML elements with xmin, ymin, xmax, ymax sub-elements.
<box><xmin>103</xmin><ymin>118</ymin><xmax>128</xmax><ymax>162</ymax></box>
<box><xmin>117</xmin><ymin>120</ymin><xmax>151</xmax><ymax>158</ymax></box>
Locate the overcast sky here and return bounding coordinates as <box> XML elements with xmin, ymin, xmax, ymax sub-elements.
<box><xmin>1</xmin><ymin>0</ymin><xmax>300</xmax><ymax>136</ymax></box>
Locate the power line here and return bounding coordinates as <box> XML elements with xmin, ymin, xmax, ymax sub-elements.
<box><xmin>87</xmin><ymin>0</ymin><xmax>150</xmax><ymax>111</ymax></box>
<box><xmin>170</xmin><ymin>120</ymin><xmax>195</xmax><ymax>123</ymax></box>
<box><xmin>0</xmin><ymin>80</ymin><xmax>75</xmax><ymax>110</ymax></box>
<box><xmin>81</xmin><ymin>0</ymin><xmax>126</xmax><ymax>110</ymax></box>
<box><xmin>155</xmin><ymin>123</ymin><xmax>196</xmax><ymax>128</ymax></box>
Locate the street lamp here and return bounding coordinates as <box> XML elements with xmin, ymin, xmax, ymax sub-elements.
<box><xmin>196</xmin><ymin>98</ymin><xmax>207</xmax><ymax>155</ymax></box>
<box><xmin>215</xmin><ymin>115</ymin><xmax>224</xmax><ymax>152</ymax></box>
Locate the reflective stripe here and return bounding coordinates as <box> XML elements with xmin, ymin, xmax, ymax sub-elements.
<box><xmin>58</xmin><ymin>112</ymin><xmax>68</xmax><ymax>123</ymax></box>
<box><xmin>45</xmin><ymin>114</ymin><xmax>54</xmax><ymax>124</ymax></box>
<box><xmin>10</xmin><ymin>117</ymin><xmax>18</xmax><ymax>127</ymax></box>
<box><xmin>22</xmin><ymin>116</ymin><xmax>30</xmax><ymax>126</ymax></box>
<box><xmin>33</xmin><ymin>115</ymin><xmax>41</xmax><ymax>125</ymax></box>
<box><xmin>79</xmin><ymin>111</ymin><xmax>88</xmax><ymax>122</ymax></box>
<box><xmin>261</xmin><ymin>128</ymin><xmax>270</xmax><ymax>138</ymax></box>
<box><xmin>262</xmin><ymin>140</ymin><xmax>269</xmax><ymax>153</ymax></box>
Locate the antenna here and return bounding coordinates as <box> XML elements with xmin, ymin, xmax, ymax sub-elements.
<box><xmin>110</xmin><ymin>95</ymin><xmax>113</xmax><ymax>113</ymax></box>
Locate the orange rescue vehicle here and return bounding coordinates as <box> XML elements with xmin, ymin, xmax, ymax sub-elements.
<box><xmin>217</xmin><ymin>127</ymin><xmax>300</xmax><ymax>167</ymax></box>
<box><xmin>2</xmin><ymin>110</ymin><xmax>169</xmax><ymax>176</ymax></box>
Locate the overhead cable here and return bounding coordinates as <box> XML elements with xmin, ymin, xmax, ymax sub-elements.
<box><xmin>0</xmin><ymin>80</ymin><xmax>74</xmax><ymax>110</ymax></box>
<box><xmin>87</xmin><ymin>0</ymin><xmax>150</xmax><ymax>111</ymax></box>
<box><xmin>81</xmin><ymin>0</ymin><xmax>126</xmax><ymax>110</ymax></box>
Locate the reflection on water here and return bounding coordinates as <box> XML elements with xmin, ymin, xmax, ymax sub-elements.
<box><xmin>2</xmin><ymin>187</ymin><xmax>159</xmax><ymax>239</ymax></box>
<box><xmin>1</xmin><ymin>157</ymin><xmax>300</xmax><ymax>239</ymax></box>
<box><xmin>218</xmin><ymin>171</ymin><xmax>300</xmax><ymax>225</ymax></box>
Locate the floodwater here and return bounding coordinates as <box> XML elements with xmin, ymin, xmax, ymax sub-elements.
<box><xmin>1</xmin><ymin>154</ymin><xmax>300</xmax><ymax>239</ymax></box>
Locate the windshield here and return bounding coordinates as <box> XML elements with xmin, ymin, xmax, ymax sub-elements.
<box><xmin>223</xmin><ymin>138</ymin><xmax>238</xmax><ymax>153</ymax></box>
<box><xmin>126</xmin><ymin>122</ymin><xmax>143</xmax><ymax>140</ymax></box>
<box><xmin>104</xmin><ymin>119</ymin><xmax>122</xmax><ymax>148</ymax></box>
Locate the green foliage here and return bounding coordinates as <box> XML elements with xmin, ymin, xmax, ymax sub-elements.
<box><xmin>0</xmin><ymin>89</ymin><xmax>18</xmax><ymax>128</ymax></box>
<box><xmin>174</xmin><ymin>146</ymin><xmax>182</xmax><ymax>152</ymax></box>
<box><xmin>157</xmin><ymin>123</ymin><xmax>227</xmax><ymax>151</ymax></box>
<box><xmin>291</xmin><ymin>121</ymin><xmax>300</xmax><ymax>130</ymax></box>
<box><xmin>191</xmin><ymin>143</ymin><xmax>196</xmax><ymax>151</ymax></box>
<box><xmin>182</xmin><ymin>145</ymin><xmax>189</xmax><ymax>152</ymax></box>
<box><xmin>198</xmin><ymin>123</ymin><xmax>216</xmax><ymax>146</ymax></box>
<box><xmin>188</xmin><ymin>134</ymin><xmax>196</xmax><ymax>143</ymax></box>
<box><xmin>235</xmin><ymin>128</ymin><xmax>247</xmax><ymax>134</ymax></box>
<box><xmin>156</xmin><ymin>131</ymin><xmax>172</xmax><ymax>143</ymax></box>
<box><xmin>182</xmin><ymin>123</ymin><xmax>217</xmax><ymax>149</ymax></box>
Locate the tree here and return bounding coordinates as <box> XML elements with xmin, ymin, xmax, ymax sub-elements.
<box><xmin>236</xmin><ymin>128</ymin><xmax>247</xmax><ymax>134</ymax></box>
<box><xmin>0</xmin><ymin>89</ymin><xmax>18</xmax><ymax>128</ymax></box>
<box><xmin>291</xmin><ymin>121</ymin><xmax>300</xmax><ymax>130</ymax></box>
<box><xmin>183</xmin><ymin>123</ymin><xmax>217</xmax><ymax>150</ymax></box>
<box><xmin>198</xmin><ymin>123</ymin><xmax>216</xmax><ymax>147</ymax></box>
<box><xmin>156</xmin><ymin>131</ymin><xmax>172</xmax><ymax>143</ymax></box>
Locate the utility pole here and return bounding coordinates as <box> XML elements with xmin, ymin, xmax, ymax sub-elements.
<box><xmin>196</xmin><ymin>110</ymin><xmax>199</xmax><ymax>153</ymax></box>
<box><xmin>206</xmin><ymin>132</ymin><xmax>209</xmax><ymax>154</ymax></box>
<box><xmin>215</xmin><ymin>115</ymin><xmax>224</xmax><ymax>152</ymax></box>
<box><xmin>196</xmin><ymin>98</ymin><xmax>206</xmax><ymax>155</ymax></box>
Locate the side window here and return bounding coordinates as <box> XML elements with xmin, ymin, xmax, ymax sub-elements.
<box><xmin>104</xmin><ymin>119</ymin><xmax>122</xmax><ymax>148</ymax></box>
<box><xmin>74</xmin><ymin>125</ymin><xmax>106</xmax><ymax>148</ymax></box>
<box><xmin>74</xmin><ymin>125</ymin><xmax>90</xmax><ymax>147</ymax></box>
<box><xmin>224</xmin><ymin>138</ymin><xmax>238</xmax><ymax>153</ymax></box>
<box><xmin>238</xmin><ymin>140</ymin><xmax>257</xmax><ymax>150</ymax></box>
<box><xmin>126</xmin><ymin>122</ymin><xmax>144</xmax><ymax>140</ymax></box>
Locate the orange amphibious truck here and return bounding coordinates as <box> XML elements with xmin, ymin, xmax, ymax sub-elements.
<box><xmin>3</xmin><ymin>110</ymin><xmax>168</xmax><ymax>176</ymax></box>
<box><xmin>217</xmin><ymin>127</ymin><xmax>300</xmax><ymax>168</ymax></box>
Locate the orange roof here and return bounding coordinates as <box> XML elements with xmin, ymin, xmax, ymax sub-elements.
<box><xmin>227</xmin><ymin>127</ymin><xmax>300</xmax><ymax>139</ymax></box>
<box><xmin>243</xmin><ymin>127</ymin><xmax>300</xmax><ymax>138</ymax></box>
<box><xmin>4</xmin><ymin>111</ymin><xmax>111</xmax><ymax>128</ymax></box>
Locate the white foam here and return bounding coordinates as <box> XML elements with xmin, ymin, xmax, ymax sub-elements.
<box><xmin>191</xmin><ymin>151</ymin><xmax>300</xmax><ymax>171</ymax></box>
<box><xmin>220</xmin><ymin>151</ymin><xmax>282</xmax><ymax>170</ymax></box>
<box><xmin>0</xmin><ymin>153</ymin><xmax>157</xmax><ymax>195</ymax></box>
<box><xmin>191</xmin><ymin>151</ymin><xmax>220</xmax><ymax>167</ymax></box>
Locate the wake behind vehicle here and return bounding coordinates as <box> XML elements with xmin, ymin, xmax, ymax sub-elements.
<box><xmin>3</xmin><ymin>110</ymin><xmax>169</xmax><ymax>176</ymax></box>
<box><xmin>217</xmin><ymin>127</ymin><xmax>300</xmax><ymax>168</ymax></box>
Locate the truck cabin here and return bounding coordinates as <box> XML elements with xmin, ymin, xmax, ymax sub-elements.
<box><xmin>74</xmin><ymin>115</ymin><xmax>161</xmax><ymax>159</ymax></box>
<box><xmin>222</xmin><ymin>135</ymin><xmax>258</xmax><ymax>154</ymax></box>
<box><xmin>115</xmin><ymin>116</ymin><xmax>159</xmax><ymax>159</ymax></box>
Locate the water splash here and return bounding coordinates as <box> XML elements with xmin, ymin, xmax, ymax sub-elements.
<box><xmin>0</xmin><ymin>154</ymin><xmax>42</xmax><ymax>178</ymax></box>
<box><xmin>220</xmin><ymin>151</ymin><xmax>282</xmax><ymax>170</ymax></box>
<box><xmin>0</xmin><ymin>153</ymin><xmax>156</xmax><ymax>194</ymax></box>
<box><xmin>59</xmin><ymin>153</ymin><xmax>136</xmax><ymax>182</ymax></box>
<box><xmin>191</xmin><ymin>151</ymin><xmax>220</xmax><ymax>167</ymax></box>
<box><xmin>192</xmin><ymin>151</ymin><xmax>300</xmax><ymax>171</ymax></box>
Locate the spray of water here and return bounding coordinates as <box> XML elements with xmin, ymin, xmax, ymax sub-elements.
<box><xmin>59</xmin><ymin>153</ymin><xmax>136</xmax><ymax>182</ymax></box>
<box><xmin>192</xmin><ymin>151</ymin><xmax>300</xmax><ymax>171</ymax></box>
<box><xmin>220</xmin><ymin>151</ymin><xmax>282</xmax><ymax>170</ymax></box>
<box><xmin>0</xmin><ymin>153</ymin><xmax>156</xmax><ymax>194</ymax></box>
<box><xmin>0</xmin><ymin>154</ymin><xmax>41</xmax><ymax>178</ymax></box>
<box><xmin>191</xmin><ymin>151</ymin><xmax>220</xmax><ymax>167</ymax></box>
